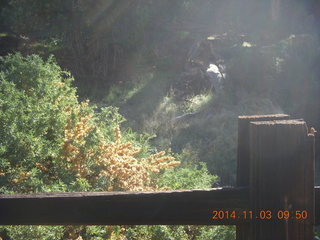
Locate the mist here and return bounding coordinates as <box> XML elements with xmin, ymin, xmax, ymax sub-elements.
<box><xmin>0</xmin><ymin>0</ymin><xmax>319</xmax><ymax>194</ymax></box>
<box><xmin>1</xmin><ymin>0</ymin><xmax>320</xmax><ymax>238</ymax></box>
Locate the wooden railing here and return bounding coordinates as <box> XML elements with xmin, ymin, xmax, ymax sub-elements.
<box><xmin>0</xmin><ymin>114</ymin><xmax>317</xmax><ymax>240</ymax></box>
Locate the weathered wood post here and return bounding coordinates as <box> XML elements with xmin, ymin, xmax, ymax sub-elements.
<box><xmin>236</xmin><ymin>114</ymin><xmax>290</xmax><ymax>240</ymax></box>
<box><xmin>249</xmin><ymin>119</ymin><xmax>315</xmax><ymax>239</ymax></box>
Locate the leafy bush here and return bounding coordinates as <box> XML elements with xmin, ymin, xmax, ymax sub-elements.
<box><xmin>0</xmin><ymin>53</ymin><xmax>78</xmax><ymax>194</ymax></box>
<box><xmin>0</xmin><ymin>53</ymin><xmax>235</xmax><ymax>240</ymax></box>
<box><xmin>126</xmin><ymin>156</ymin><xmax>234</xmax><ymax>240</ymax></box>
<box><xmin>158</xmin><ymin>162</ymin><xmax>217</xmax><ymax>190</ymax></box>
<box><xmin>0</xmin><ymin>53</ymin><xmax>180</xmax><ymax>239</ymax></box>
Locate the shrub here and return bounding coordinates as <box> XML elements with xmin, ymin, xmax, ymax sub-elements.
<box><xmin>0</xmin><ymin>53</ymin><xmax>178</xmax><ymax>239</ymax></box>
<box><xmin>0</xmin><ymin>53</ymin><xmax>232</xmax><ymax>240</ymax></box>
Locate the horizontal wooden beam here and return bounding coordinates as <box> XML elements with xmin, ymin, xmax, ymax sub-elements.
<box><xmin>1</xmin><ymin>186</ymin><xmax>319</xmax><ymax>226</ymax></box>
<box><xmin>0</xmin><ymin>187</ymin><xmax>249</xmax><ymax>225</ymax></box>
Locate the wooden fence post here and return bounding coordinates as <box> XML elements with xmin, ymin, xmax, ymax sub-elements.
<box><xmin>249</xmin><ymin>120</ymin><xmax>314</xmax><ymax>240</ymax></box>
<box><xmin>236</xmin><ymin>114</ymin><xmax>289</xmax><ymax>240</ymax></box>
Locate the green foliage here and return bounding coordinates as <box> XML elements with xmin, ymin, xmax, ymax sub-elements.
<box><xmin>124</xmin><ymin>151</ymin><xmax>233</xmax><ymax>240</ymax></box>
<box><xmin>183</xmin><ymin>92</ymin><xmax>214</xmax><ymax>113</ymax></box>
<box><xmin>0</xmin><ymin>52</ymin><xmax>165</xmax><ymax>192</ymax></box>
<box><xmin>315</xmin><ymin>226</ymin><xmax>320</xmax><ymax>237</ymax></box>
<box><xmin>0</xmin><ymin>54</ymin><xmax>137</xmax><ymax>237</ymax></box>
<box><xmin>0</xmin><ymin>53</ymin><xmax>234</xmax><ymax>240</ymax></box>
<box><xmin>158</xmin><ymin>162</ymin><xmax>217</xmax><ymax>190</ymax></box>
<box><xmin>1</xmin><ymin>0</ymin><xmax>70</xmax><ymax>37</ymax></box>
<box><xmin>0</xmin><ymin>53</ymin><xmax>78</xmax><ymax>193</ymax></box>
<box><xmin>2</xmin><ymin>1</ymin><xmax>319</xmax><ymax>239</ymax></box>
<box><xmin>125</xmin><ymin>224</ymin><xmax>235</xmax><ymax>240</ymax></box>
<box><xmin>195</xmin><ymin>226</ymin><xmax>236</xmax><ymax>240</ymax></box>
<box><xmin>0</xmin><ymin>226</ymin><xmax>64</xmax><ymax>240</ymax></box>
<box><xmin>125</xmin><ymin>226</ymin><xmax>189</xmax><ymax>240</ymax></box>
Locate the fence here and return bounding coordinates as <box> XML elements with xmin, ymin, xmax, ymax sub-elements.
<box><xmin>0</xmin><ymin>114</ymin><xmax>317</xmax><ymax>240</ymax></box>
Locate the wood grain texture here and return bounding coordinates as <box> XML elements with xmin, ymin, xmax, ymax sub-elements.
<box><xmin>249</xmin><ymin>120</ymin><xmax>314</xmax><ymax>240</ymax></box>
<box><xmin>236</xmin><ymin>114</ymin><xmax>289</xmax><ymax>240</ymax></box>
<box><xmin>237</xmin><ymin>114</ymin><xmax>290</xmax><ymax>187</ymax></box>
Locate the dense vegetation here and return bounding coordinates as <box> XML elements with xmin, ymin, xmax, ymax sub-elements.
<box><xmin>0</xmin><ymin>0</ymin><xmax>320</xmax><ymax>239</ymax></box>
<box><xmin>0</xmin><ymin>53</ymin><xmax>229</xmax><ymax>239</ymax></box>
